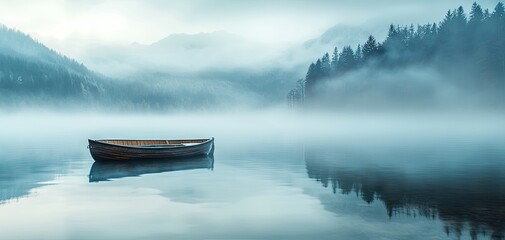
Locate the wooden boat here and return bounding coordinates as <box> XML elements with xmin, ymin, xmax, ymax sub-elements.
<box><xmin>87</xmin><ymin>138</ymin><xmax>214</xmax><ymax>161</ymax></box>
<box><xmin>89</xmin><ymin>155</ymin><xmax>214</xmax><ymax>182</ymax></box>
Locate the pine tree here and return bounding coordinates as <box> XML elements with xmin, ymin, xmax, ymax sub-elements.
<box><xmin>454</xmin><ymin>6</ymin><xmax>468</xmax><ymax>27</ymax></box>
<box><xmin>440</xmin><ymin>10</ymin><xmax>454</xmax><ymax>30</ymax></box>
<box><xmin>484</xmin><ymin>9</ymin><xmax>491</xmax><ymax>19</ymax></box>
<box><xmin>355</xmin><ymin>44</ymin><xmax>363</xmax><ymax>64</ymax></box>
<box><xmin>331</xmin><ymin>47</ymin><xmax>338</xmax><ymax>74</ymax></box>
<box><xmin>387</xmin><ymin>24</ymin><xmax>397</xmax><ymax>39</ymax></box>
<box><xmin>305</xmin><ymin>63</ymin><xmax>317</xmax><ymax>96</ymax></box>
<box><xmin>362</xmin><ymin>35</ymin><xmax>378</xmax><ymax>61</ymax></box>
<box><xmin>431</xmin><ymin>23</ymin><xmax>438</xmax><ymax>34</ymax></box>
<box><xmin>491</xmin><ymin>2</ymin><xmax>505</xmax><ymax>80</ymax></box>
<box><xmin>338</xmin><ymin>46</ymin><xmax>356</xmax><ymax>72</ymax></box>
<box><xmin>492</xmin><ymin>2</ymin><xmax>505</xmax><ymax>19</ymax></box>
<box><xmin>409</xmin><ymin>24</ymin><xmax>415</xmax><ymax>38</ymax></box>
<box><xmin>321</xmin><ymin>53</ymin><xmax>331</xmax><ymax>78</ymax></box>
<box><xmin>470</xmin><ymin>2</ymin><xmax>484</xmax><ymax>23</ymax></box>
<box><xmin>315</xmin><ymin>59</ymin><xmax>322</xmax><ymax>79</ymax></box>
<box><xmin>439</xmin><ymin>9</ymin><xmax>456</xmax><ymax>41</ymax></box>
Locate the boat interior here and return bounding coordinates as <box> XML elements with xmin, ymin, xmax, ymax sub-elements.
<box><xmin>97</xmin><ymin>139</ymin><xmax>210</xmax><ymax>147</ymax></box>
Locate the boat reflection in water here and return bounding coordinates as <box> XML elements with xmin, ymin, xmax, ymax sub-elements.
<box><xmin>89</xmin><ymin>155</ymin><xmax>214</xmax><ymax>182</ymax></box>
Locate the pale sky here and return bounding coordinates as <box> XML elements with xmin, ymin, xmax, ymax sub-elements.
<box><xmin>0</xmin><ymin>0</ymin><xmax>500</xmax><ymax>55</ymax></box>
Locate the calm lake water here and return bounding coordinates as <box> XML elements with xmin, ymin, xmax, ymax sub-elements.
<box><xmin>1</xmin><ymin>113</ymin><xmax>504</xmax><ymax>240</ymax></box>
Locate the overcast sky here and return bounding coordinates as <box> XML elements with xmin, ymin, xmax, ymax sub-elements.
<box><xmin>0</xmin><ymin>0</ymin><xmax>500</xmax><ymax>54</ymax></box>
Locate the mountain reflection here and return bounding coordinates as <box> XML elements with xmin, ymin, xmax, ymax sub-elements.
<box><xmin>0</xmin><ymin>152</ymin><xmax>79</xmax><ymax>205</ymax></box>
<box><xmin>0</xmin><ymin>162</ymin><xmax>50</xmax><ymax>204</ymax></box>
<box><xmin>305</xmin><ymin>148</ymin><xmax>505</xmax><ymax>240</ymax></box>
<box><xmin>89</xmin><ymin>155</ymin><xmax>214</xmax><ymax>182</ymax></box>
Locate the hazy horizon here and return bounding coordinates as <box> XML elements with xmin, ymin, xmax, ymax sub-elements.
<box><xmin>0</xmin><ymin>0</ymin><xmax>500</xmax><ymax>72</ymax></box>
<box><xmin>1</xmin><ymin>2</ymin><xmax>505</xmax><ymax>239</ymax></box>
<box><xmin>0</xmin><ymin>0</ymin><xmax>503</xmax><ymax>111</ymax></box>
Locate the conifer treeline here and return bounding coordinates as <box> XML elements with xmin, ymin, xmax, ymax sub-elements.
<box><xmin>0</xmin><ymin>26</ymin><xmax>107</xmax><ymax>107</ymax></box>
<box><xmin>288</xmin><ymin>2</ymin><xmax>505</xmax><ymax>106</ymax></box>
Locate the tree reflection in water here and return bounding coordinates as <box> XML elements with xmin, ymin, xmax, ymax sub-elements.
<box><xmin>305</xmin><ymin>148</ymin><xmax>505</xmax><ymax>240</ymax></box>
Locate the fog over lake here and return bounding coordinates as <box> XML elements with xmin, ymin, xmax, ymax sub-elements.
<box><xmin>1</xmin><ymin>0</ymin><xmax>505</xmax><ymax>239</ymax></box>
<box><xmin>1</xmin><ymin>112</ymin><xmax>504</xmax><ymax>239</ymax></box>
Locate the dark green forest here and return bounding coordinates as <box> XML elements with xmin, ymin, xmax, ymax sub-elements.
<box><xmin>288</xmin><ymin>2</ymin><xmax>505</xmax><ymax>109</ymax></box>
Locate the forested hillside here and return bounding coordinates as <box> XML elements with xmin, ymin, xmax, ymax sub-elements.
<box><xmin>288</xmin><ymin>2</ymin><xmax>505</xmax><ymax>109</ymax></box>
<box><xmin>0</xmin><ymin>25</ymin><xmax>296</xmax><ymax>111</ymax></box>
<box><xmin>0</xmin><ymin>26</ymin><xmax>107</xmax><ymax>107</ymax></box>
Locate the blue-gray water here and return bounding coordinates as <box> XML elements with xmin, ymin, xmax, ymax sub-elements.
<box><xmin>1</xmin><ymin>113</ymin><xmax>504</xmax><ymax>240</ymax></box>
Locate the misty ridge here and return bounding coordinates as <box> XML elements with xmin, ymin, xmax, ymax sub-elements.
<box><xmin>81</xmin><ymin>31</ymin><xmax>287</xmax><ymax>76</ymax></box>
<box><xmin>0</xmin><ymin>28</ymin><xmax>299</xmax><ymax>111</ymax></box>
<box><xmin>288</xmin><ymin>2</ymin><xmax>505</xmax><ymax>111</ymax></box>
<box><xmin>0</xmin><ymin>2</ymin><xmax>503</xmax><ymax>112</ymax></box>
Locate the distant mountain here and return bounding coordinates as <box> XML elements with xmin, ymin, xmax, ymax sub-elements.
<box><xmin>76</xmin><ymin>26</ymin><xmax>378</xmax><ymax>79</ymax></box>
<box><xmin>78</xmin><ymin>31</ymin><xmax>282</xmax><ymax>77</ymax></box>
<box><xmin>0</xmin><ymin>26</ymin><xmax>298</xmax><ymax>111</ymax></box>
<box><xmin>149</xmin><ymin>31</ymin><xmax>243</xmax><ymax>51</ymax></box>
<box><xmin>303</xmin><ymin>24</ymin><xmax>372</xmax><ymax>50</ymax></box>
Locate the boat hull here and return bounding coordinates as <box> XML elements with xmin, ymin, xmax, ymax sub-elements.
<box><xmin>88</xmin><ymin>138</ymin><xmax>214</xmax><ymax>161</ymax></box>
